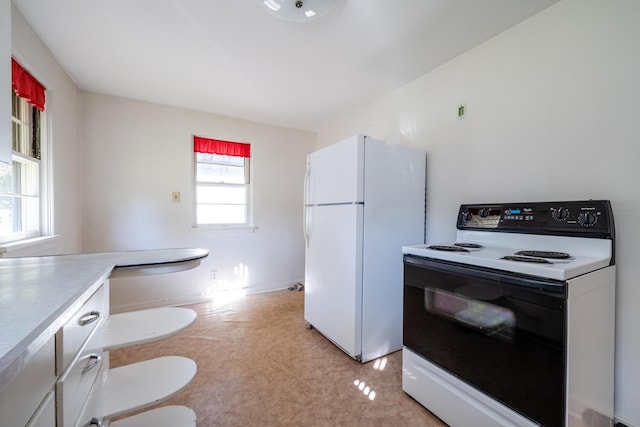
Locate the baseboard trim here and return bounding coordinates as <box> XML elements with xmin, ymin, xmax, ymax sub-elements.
<box><xmin>244</xmin><ymin>281</ymin><xmax>303</xmax><ymax>295</ymax></box>
<box><xmin>110</xmin><ymin>294</ymin><xmax>210</xmax><ymax>314</ymax></box>
<box><xmin>110</xmin><ymin>281</ymin><xmax>305</xmax><ymax>313</ymax></box>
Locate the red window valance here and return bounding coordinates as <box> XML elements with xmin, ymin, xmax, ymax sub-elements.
<box><xmin>11</xmin><ymin>58</ymin><xmax>46</xmax><ymax>112</ymax></box>
<box><xmin>194</xmin><ymin>136</ymin><xmax>251</xmax><ymax>158</ymax></box>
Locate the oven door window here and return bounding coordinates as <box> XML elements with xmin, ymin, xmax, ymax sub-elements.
<box><xmin>428</xmin><ymin>288</ymin><xmax>516</xmax><ymax>341</ymax></box>
<box><xmin>404</xmin><ymin>256</ymin><xmax>566</xmax><ymax>427</ymax></box>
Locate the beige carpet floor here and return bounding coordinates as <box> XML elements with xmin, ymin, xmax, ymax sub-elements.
<box><xmin>109</xmin><ymin>289</ymin><xmax>447</xmax><ymax>426</ymax></box>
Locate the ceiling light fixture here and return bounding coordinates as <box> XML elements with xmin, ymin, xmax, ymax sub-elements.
<box><xmin>258</xmin><ymin>0</ymin><xmax>342</xmax><ymax>22</ymax></box>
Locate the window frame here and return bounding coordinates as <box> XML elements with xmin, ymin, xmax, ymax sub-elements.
<box><xmin>193</xmin><ymin>150</ymin><xmax>253</xmax><ymax>229</ymax></box>
<box><xmin>0</xmin><ymin>89</ymin><xmax>49</xmax><ymax>244</ymax></box>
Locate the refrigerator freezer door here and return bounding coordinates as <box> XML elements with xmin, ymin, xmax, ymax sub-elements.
<box><xmin>306</xmin><ymin>135</ymin><xmax>364</xmax><ymax>205</ymax></box>
<box><xmin>304</xmin><ymin>204</ymin><xmax>363</xmax><ymax>358</ymax></box>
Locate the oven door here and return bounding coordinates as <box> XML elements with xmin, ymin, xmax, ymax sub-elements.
<box><xmin>403</xmin><ymin>255</ymin><xmax>567</xmax><ymax>427</ymax></box>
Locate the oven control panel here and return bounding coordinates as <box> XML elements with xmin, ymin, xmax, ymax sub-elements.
<box><xmin>457</xmin><ymin>200</ymin><xmax>614</xmax><ymax>238</ymax></box>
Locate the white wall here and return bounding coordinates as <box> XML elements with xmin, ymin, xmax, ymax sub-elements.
<box><xmin>1</xmin><ymin>0</ymin><xmax>10</xmax><ymax>164</ymax></box>
<box><xmin>318</xmin><ymin>0</ymin><xmax>640</xmax><ymax>425</ymax></box>
<box><xmin>11</xmin><ymin>5</ymin><xmax>82</xmax><ymax>254</ymax></box>
<box><xmin>79</xmin><ymin>93</ymin><xmax>315</xmax><ymax>311</ymax></box>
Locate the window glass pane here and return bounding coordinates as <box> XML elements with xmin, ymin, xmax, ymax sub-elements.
<box><xmin>0</xmin><ymin>195</ymin><xmax>38</xmax><ymax>234</ymax></box>
<box><xmin>12</xmin><ymin>121</ymin><xmax>23</xmax><ymax>152</ymax></box>
<box><xmin>0</xmin><ymin>163</ymin><xmax>11</xmax><ymax>193</ymax></box>
<box><xmin>11</xmin><ymin>93</ymin><xmax>35</xmax><ymax>157</ymax></box>
<box><xmin>32</xmin><ymin>109</ymin><xmax>41</xmax><ymax>160</ymax></box>
<box><xmin>197</xmin><ymin>153</ymin><xmax>244</xmax><ymax>166</ymax></box>
<box><xmin>0</xmin><ymin>195</ymin><xmax>13</xmax><ymax>234</ymax></box>
<box><xmin>197</xmin><ymin>185</ymin><xmax>246</xmax><ymax>205</ymax></box>
<box><xmin>12</xmin><ymin>90</ymin><xmax>27</xmax><ymax>122</ymax></box>
<box><xmin>13</xmin><ymin>160</ymin><xmax>39</xmax><ymax>196</ymax></box>
<box><xmin>197</xmin><ymin>204</ymin><xmax>246</xmax><ymax>224</ymax></box>
<box><xmin>11</xmin><ymin>90</ymin><xmax>18</xmax><ymax>118</ymax></box>
<box><xmin>17</xmin><ymin>196</ymin><xmax>39</xmax><ymax>232</ymax></box>
<box><xmin>197</xmin><ymin>162</ymin><xmax>246</xmax><ymax>184</ymax></box>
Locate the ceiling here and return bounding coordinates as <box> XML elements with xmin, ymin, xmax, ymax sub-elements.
<box><xmin>13</xmin><ymin>0</ymin><xmax>559</xmax><ymax>132</ymax></box>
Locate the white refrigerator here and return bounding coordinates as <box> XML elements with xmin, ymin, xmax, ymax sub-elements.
<box><xmin>303</xmin><ymin>134</ymin><xmax>426</xmax><ymax>363</ymax></box>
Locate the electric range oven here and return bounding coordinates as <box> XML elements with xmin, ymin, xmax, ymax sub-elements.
<box><xmin>402</xmin><ymin>200</ymin><xmax>616</xmax><ymax>427</ymax></box>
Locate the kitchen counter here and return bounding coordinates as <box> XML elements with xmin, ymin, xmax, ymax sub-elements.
<box><xmin>0</xmin><ymin>248</ymin><xmax>208</xmax><ymax>392</ymax></box>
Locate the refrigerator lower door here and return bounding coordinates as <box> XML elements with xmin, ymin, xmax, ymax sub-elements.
<box><xmin>304</xmin><ymin>203</ymin><xmax>363</xmax><ymax>359</ymax></box>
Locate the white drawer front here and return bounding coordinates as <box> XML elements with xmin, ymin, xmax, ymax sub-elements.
<box><xmin>73</xmin><ymin>368</ymin><xmax>103</xmax><ymax>427</ymax></box>
<box><xmin>57</xmin><ymin>285</ymin><xmax>106</xmax><ymax>375</ymax></box>
<box><xmin>57</xmin><ymin>321</ymin><xmax>104</xmax><ymax>427</ymax></box>
<box><xmin>0</xmin><ymin>336</ymin><xmax>55</xmax><ymax>427</ymax></box>
<box><xmin>26</xmin><ymin>390</ymin><xmax>56</xmax><ymax>427</ymax></box>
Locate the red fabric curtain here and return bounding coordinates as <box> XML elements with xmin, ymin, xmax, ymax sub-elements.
<box><xmin>194</xmin><ymin>136</ymin><xmax>251</xmax><ymax>158</ymax></box>
<box><xmin>11</xmin><ymin>58</ymin><xmax>46</xmax><ymax>112</ymax></box>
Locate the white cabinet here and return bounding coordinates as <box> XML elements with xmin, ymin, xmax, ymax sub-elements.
<box><xmin>55</xmin><ymin>283</ymin><xmax>106</xmax><ymax>427</ymax></box>
<box><xmin>0</xmin><ymin>249</ymin><xmax>207</xmax><ymax>427</ymax></box>
<box><xmin>56</xmin><ymin>312</ymin><xmax>104</xmax><ymax>427</ymax></box>
<box><xmin>0</xmin><ymin>284</ymin><xmax>198</xmax><ymax>427</ymax></box>
<box><xmin>0</xmin><ymin>336</ymin><xmax>56</xmax><ymax>427</ymax></box>
<box><xmin>0</xmin><ymin>282</ymin><xmax>106</xmax><ymax>427</ymax></box>
<box><xmin>56</xmin><ymin>286</ymin><xmax>105</xmax><ymax>375</ymax></box>
<box><xmin>73</xmin><ymin>374</ymin><xmax>102</xmax><ymax>427</ymax></box>
<box><xmin>27</xmin><ymin>391</ymin><xmax>56</xmax><ymax>427</ymax></box>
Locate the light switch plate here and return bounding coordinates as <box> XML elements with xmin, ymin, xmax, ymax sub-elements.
<box><xmin>458</xmin><ymin>103</ymin><xmax>467</xmax><ymax>119</ymax></box>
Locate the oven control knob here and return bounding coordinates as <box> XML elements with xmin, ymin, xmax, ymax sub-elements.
<box><xmin>478</xmin><ymin>208</ymin><xmax>490</xmax><ymax>218</ymax></box>
<box><xmin>578</xmin><ymin>212</ymin><xmax>598</xmax><ymax>226</ymax></box>
<box><xmin>461</xmin><ymin>211</ymin><xmax>473</xmax><ymax>222</ymax></box>
<box><xmin>551</xmin><ymin>208</ymin><xmax>569</xmax><ymax>221</ymax></box>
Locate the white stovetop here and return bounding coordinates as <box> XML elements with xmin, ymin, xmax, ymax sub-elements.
<box><xmin>0</xmin><ymin>248</ymin><xmax>208</xmax><ymax>391</ymax></box>
<box><xmin>403</xmin><ymin>230</ymin><xmax>613</xmax><ymax>281</ymax></box>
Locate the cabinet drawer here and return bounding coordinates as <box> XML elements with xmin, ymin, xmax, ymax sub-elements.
<box><xmin>0</xmin><ymin>336</ymin><xmax>55</xmax><ymax>427</ymax></box>
<box><xmin>26</xmin><ymin>390</ymin><xmax>56</xmax><ymax>427</ymax></box>
<box><xmin>73</xmin><ymin>367</ymin><xmax>103</xmax><ymax>427</ymax></box>
<box><xmin>56</xmin><ymin>320</ymin><xmax>103</xmax><ymax>427</ymax></box>
<box><xmin>57</xmin><ymin>285</ymin><xmax>105</xmax><ymax>375</ymax></box>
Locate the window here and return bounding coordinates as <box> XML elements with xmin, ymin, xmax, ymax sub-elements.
<box><xmin>0</xmin><ymin>59</ymin><xmax>46</xmax><ymax>244</ymax></box>
<box><xmin>194</xmin><ymin>136</ymin><xmax>251</xmax><ymax>226</ymax></box>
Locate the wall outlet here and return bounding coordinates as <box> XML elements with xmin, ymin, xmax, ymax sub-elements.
<box><xmin>172</xmin><ymin>191</ymin><xmax>181</xmax><ymax>203</ymax></box>
<box><xmin>209</xmin><ymin>269</ymin><xmax>218</xmax><ymax>280</ymax></box>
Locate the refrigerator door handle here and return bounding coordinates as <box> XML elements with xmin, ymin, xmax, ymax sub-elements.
<box><xmin>303</xmin><ymin>160</ymin><xmax>310</xmax><ymax>248</ymax></box>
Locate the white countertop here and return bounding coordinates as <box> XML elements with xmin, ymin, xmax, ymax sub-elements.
<box><xmin>0</xmin><ymin>248</ymin><xmax>208</xmax><ymax>391</ymax></box>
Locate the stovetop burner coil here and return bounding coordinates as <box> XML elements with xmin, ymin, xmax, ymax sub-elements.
<box><xmin>428</xmin><ymin>245</ymin><xmax>470</xmax><ymax>252</ymax></box>
<box><xmin>501</xmin><ymin>255</ymin><xmax>552</xmax><ymax>264</ymax></box>
<box><xmin>515</xmin><ymin>250</ymin><xmax>570</xmax><ymax>259</ymax></box>
<box><xmin>454</xmin><ymin>243</ymin><xmax>483</xmax><ymax>249</ymax></box>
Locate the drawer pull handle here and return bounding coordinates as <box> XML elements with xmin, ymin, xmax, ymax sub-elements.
<box><xmin>89</xmin><ymin>417</ymin><xmax>103</xmax><ymax>427</ymax></box>
<box><xmin>79</xmin><ymin>311</ymin><xmax>101</xmax><ymax>326</ymax></box>
<box><xmin>82</xmin><ymin>353</ymin><xmax>102</xmax><ymax>374</ymax></box>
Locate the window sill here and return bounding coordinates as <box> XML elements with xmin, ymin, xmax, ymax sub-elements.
<box><xmin>189</xmin><ymin>225</ymin><xmax>258</xmax><ymax>234</ymax></box>
<box><xmin>0</xmin><ymin>235</ymin><xmax>61</xmax><ymax>257</ymax></box>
